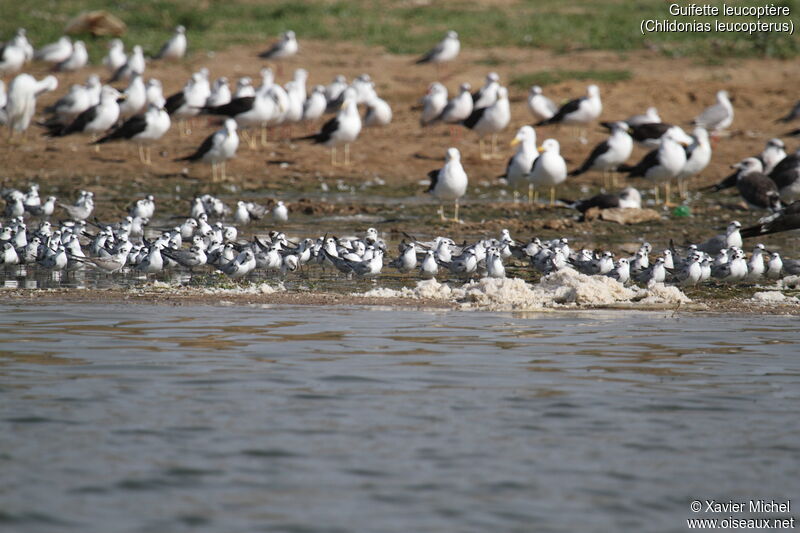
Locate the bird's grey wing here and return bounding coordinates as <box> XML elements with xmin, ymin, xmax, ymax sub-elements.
<box><xmin>695</xmin><ymin>104</ymin><xmax>728</xmax><ymax>127</ymax></box>
<box><xmin>697</xmin><ymin>234</ymin><xmax>724</xmax><ymax>254</ymax></box>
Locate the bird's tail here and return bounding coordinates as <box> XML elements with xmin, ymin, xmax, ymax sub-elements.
<box><xmin>201</xmin><ymin>105</ymin><xmax>228</xmax><ymax>116</ymax></box>
<box><xmin>40</xmin><ymin>122</ymin><xmax>65</xmax><ymax>137</ymax></box>
<box><xmin>559</xmin><ymin>198</ymin><xmax>579</xmax><ymax>209</ymax></box>
<box><xmin>739</xmin><ymin>224</ymin><xmax>767</xmax><ymax>239</ymax></box>
<box><xmin>292</xmin><ymin>133</ymin><xmax>318</xmax><ymax>142</ymax></box>
<box><xmin>568</xmin><ymin>162</ymin><xmax>592</xmax><ymax>177</ymax></box>
<box><xmin>703</xmin><ymin>171</ymin><xmax>738</xmax><ymax>192</ymax></box>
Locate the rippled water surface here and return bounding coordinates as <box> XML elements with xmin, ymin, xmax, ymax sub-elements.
<box><xmin>1</xmin><ymin>304</ymin><xmax>798</xmax><ymax>532</ymax></box>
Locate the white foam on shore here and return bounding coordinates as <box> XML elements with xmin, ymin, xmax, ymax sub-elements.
<box><xmin>359</xmin><ymin>268</ymin><xmax>690</xmax><ymax>311</ymax></box>
<box><xmin>776</xmin><ymin>275</ymin><xmax>800</xmax><ymax>290</ymax></box>
<box><xmin>638</xmin><ymin>282</ymin><xmax>691</xmax><ymax>305</ymax></box>
<box><xmin>751</xmin><ymin>291</ymin><xmax>799</xmax><ymax>304</ymax></box>
<box><xmin>201</xmin><ymin>282</ymin><xmax>285</xmax><ymax>295</ymax></box>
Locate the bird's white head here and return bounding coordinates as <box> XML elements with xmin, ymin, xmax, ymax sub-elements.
<box><xmin>645</xmin><ymin>106</ymin><xmax>660</xmax><ymax>120</ymax></box>
<box><xmin>224</xmin><ymin>118</ymin><xmax>238</xmax><ymax>131</ymax></box>
<box><xmin>447</xmin><ymin>30</ymin><xmax>458</xmax><ymax>39</ymax></box>
<box><xmin>446</xmin><ymin>147</ymin><xmax>461</xmax><ymax>161</ymax></box>
<box><xmin>766</xmin><ymin>138</ymin><xmax>785</xmax><ymax>150</ymax></box>
<box><xmin>176</xmin><ymin>25</ymin><xmax>186</xmax><ymax>33</ymax></box>
<box><xmin>40</xmin><ymin>75</ymin><xmax>58</xmax><ymax>93</ymax></box>
<box><xmin>538</xmin><ymin>138</ymin><xmax>560</xmax><ymax>154</ymax></box>
<box><xmin>341</xmin><ymin>87</ymin><xmax>357</xmax><ymax>107</ymax></box>
<box><xmin>511</xmin><ymin>125</ymin><xmax>536</xmax><ymax>147</ymax></box>
<box><xmin>692</xmin><ymin>127</ymin><xmax>709</xmax><ymax>144</ymax></box>
<box><xmin>620</xmin><ymin>187</ymin><xmax>641</xmax><ymax>204</ymax></box>
<box><xmin>428</xmin><ymin>81</ymin><xmax>446</xmax><ymax>95</ymax></box>
<box><xmin>100</xmin><ymin>85</ymin><xmax>120</xmax><ymax>101</ymax></box>
<box><xmin>733</xmin><ymin>157</ymin><xmax>762</xmax><ymax>174</ymax></box>
<box><xmin>587</xmin><ymin>84</ymin><xmax>600</xmax><ymax>97</ymax></box>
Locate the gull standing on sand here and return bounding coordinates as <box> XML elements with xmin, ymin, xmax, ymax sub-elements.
<box><xmin>155</xmin><ymin>25</ymin><xmax>187</xmax><ymax>60</ymax></box>
<box><xmin>175</xmin><ymin>119</ymin><xmax>239</xmax><ymax>182</ymax></box>
<box><xmin>42</xmin><ymin>84</ymin><xmax>92</xmax><ymax>127</ymax></box>
<box><xmin>272</xmin><ymin>201</ymin><xmax>289</xmax><ymax>222</ymax></box>
<box><xmin>620</xmin><ymin>133</ymin><xmax>686</xmax><ymax>204</ymax></box>
<box><xmin>303</xmin><ymin>85</ymin><xmax>327</xmax><ymax>121</ymax></box>
<box><xmin>427</xmin><ymin>147</ymin><xmax>468</xmax><ymax>221</ymax></box>
<box><xmin>145</xmin><ymin>78</ymin><xmax>165</xmax><ymax>107</ymax></box>
<box><xmin>119</xmin><ymin>73</ymin><xmax>147</xmax><ymax>119</ymax></box>
<box><xmin>5</xmin><ymin>73</ymin><xmax>58</xmax><ymax>136</ymax></box>
<box><xmin>564</xmin><ymin>187</ymin><xmax>642</xmax><ymax>214</ymax></box>
<box><xmin>110</xmin><ymin>45</ymin><xmax>145</xmax><ymax>83</ymax></box>
<box><xmin>206</xmin><ymin>77</ymin><xmax>232</xmax><ymax>108</ymax></box>
<box><xmin>569</xmin><ymin>121</ymin><xmax>633</xmax><ymax>186</ymax></box>
<box><xmin>420</xmin><ymin>82</ymin><xmax>448</xmax><ymax>126</ymax></box>
<box><xmin>296</xmin><ymin>88</ymin><xmax>361</xmax><ymax>166</ymax></box>
<box><xmin>527</xmin><ymin>85</ymin><xmax>557</xmax><ymax>122</ymax></box>
<box><xmin>103</xmin><ymin>39</ymin><xmax>126</xmax><ymax>74</ymax></box>
<box><xmin>46</xmin><ymin>86</ymin><xmax>121</xmax><ymax>143</ymax></box>
<box><xmin>54</xmin><ymin>40</ymin><xmax>88</xmax><ymax>72</ymax></box>
<box><xmin>259</xmin><ymin>31</ymin><xmax>298</xmax><ymax>60</ymax></box>
<box><xmin>607</xmin><ymin>121</ymin><xmax>694</xmax><ymax>148</ymax></box>
<box><xmin>759</xmin><ymin>138</ymin><xmax>786</xmax><ymax>175</ymax></box>
<box><xmin>529</xmin><ymin>138</ymin><xmax>567</xmax><ymax>205</ymax></box>
<box><xmin>768</xmin><ymin>148</ymin><xmax>800</xmax><ymax>202</ymax></box>
<box><xmin>500</xmin><ymin>125</ymin><xmax>538</xmax><ymax>202</ymax></box>
<box><xmin>94</xmin><ymin>103</ymin><xmax>171</xmax><ymax>164</ymax></box>
<box><xmin>472</xmin><ymin>72</ymin><xmax>500</xmax><ymax>108</ymax></box>
<box><xmin>463</xmin><ymin>86</ymin><xmax>510</xmax><ymax>159</ymax></box>
<box><xmin>436</xmin><ymin>82</ymin><xmax>473</xmax><ymax>126</ymax></box>
<box><xmin>35</xmin><ymin>36</ymin><xmax>72</xmax><ymax>64</ymax></box>
<box><xmin>0</xmin><ymin>39</ymin><xmax>26</xmax><ymax>75</ymax></box>
<box><xmin>415</xmin><ymin>30</ymin><xmax>460</xmax><ymax>67</ymax></box>
<box><xmin>364</xmin><ymin>91</ymin><xmax>392</xmax><ymax>127</ymax></box>
<box><xmin>536</xmin><ymin>84</ymin><xmax>602</xmax><ymax>142</ymax></box>
<box><xmin>234</xmin><ymin>77</ymin><xmax>255</xmax><ymax>98</ymax></box>
<box><xmin>693</xmin><ymin>90</ymin><xmax>733</xmax><ymax>133</ymax></box>
<box><xmin>202</xmin><ymin>72</ymin><xmax>280</xmax><ymax>146</ymax></box>
<box><xmin>11</xmin><ymin>29</ymin><xmax>33</xmax><ymax>62</ymax></box>
<box><xmin>623</xmin><ymin>106</ymin><xmax>661</xmax><ymax>126</ymax></box>
<box><xmin>675</xmin><ymin>127</ymin><xmax>711</xmax><ymax>198</ymax></box>
<box><xmin>730</xmin><ymin>158</ymin><xmax>781</xmax><ymax>211</ymax></box>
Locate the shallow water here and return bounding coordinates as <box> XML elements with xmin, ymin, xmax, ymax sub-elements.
<box><xmin>1</xmin><ymin>304</ymin><xmax>798</xmax><ymax>533</ymax></box>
